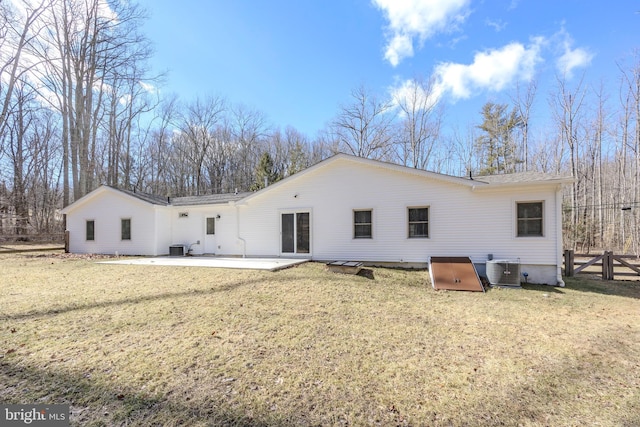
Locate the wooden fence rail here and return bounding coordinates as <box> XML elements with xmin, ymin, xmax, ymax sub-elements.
<box><xmin>564</xmin><ymin>250</ymin><xmax>640</xmax><ymax>280</ymax></box>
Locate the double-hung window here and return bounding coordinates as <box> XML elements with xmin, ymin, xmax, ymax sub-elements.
<box><xmin>121</xmin><ymin>218</ymin><xmax>131</xmax><ymax>240</ymax></box>
<box><xmin>354</xmin><ymin>210</ymin><xmax>372</xmax><ymax>239</ymax></box>
<box><xmin>408</xmin><ymin>207</ymin><xmax>429</xmax><ymax>238</ymax></box>
<box><xmin>517</xmin><ymin>202</ymin><xmax>543</xmax><ymax>237</ymax></box>
<box><xmin>86</xmin><ymin>220</ymin><xmax>95</xmax><ymax>241</ymax></box>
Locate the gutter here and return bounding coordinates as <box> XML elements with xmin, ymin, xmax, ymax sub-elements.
<box><xmin>471</xmin><ymin>178</ymin><xmax>574</xmax><ymax>192</ymax></box>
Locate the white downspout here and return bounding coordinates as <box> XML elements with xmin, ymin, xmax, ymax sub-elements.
<box><xmin>556</xmin><ymin>185</ymin><xmax>566</xmax><ymax>287</ymax></box>
<box><xmin>235</xmin><ymin>203</ymin><xmax>246</xmax><ymax>258</ymax></box>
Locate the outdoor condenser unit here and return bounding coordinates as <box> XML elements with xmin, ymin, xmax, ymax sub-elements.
<box><xmin>169</xmin><ymin>245</ymin><xmax>185</xmax><ymax>256</ymax></box>
<box><xmin>486</xmin><ymin>259</ymin><xmax>521</xmax><ymax>286</ymax></box>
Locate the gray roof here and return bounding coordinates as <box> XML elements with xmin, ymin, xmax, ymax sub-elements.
<box><xmin>111</xmin><ymin>186</ymin><xmax>250</xmax><ymax>207</ymax></box>
<box><xmin>171</xmin><ymin>192</ymin><xmax>251</xmax><ymax>206</ymax></box>
<box><xmin>109</xmin><ymin>161</ymin><xmax>571</xmax><ymax>210</ymax></box>
<box><xmin>472</xmin><ymin>171</ymin><xmax>572</xmax><ymax>184</ymax></box>
<box><xmin>113</xmin><ymin>187</ymin><xmax>169</xmax><ymax>205</ymax></box>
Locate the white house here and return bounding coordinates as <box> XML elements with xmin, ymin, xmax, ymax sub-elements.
<box><xmin>61</xmin><ymin>154</ymin><xmax>572</xmax><ymax>285</ymax></box>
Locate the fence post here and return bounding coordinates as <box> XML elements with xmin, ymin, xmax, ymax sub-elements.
<box><xmin>564</xmin><ymin>249</ymin><xmax>574</xmax><ymax>277</ymax></box>
<box><xmin>64</xmin><ymin>230</ymin><xmax>70</xmax><ymax>253</ymax></box>
<box><xmin>608</xmin><ymin>251</ymin><xmax>615</xmax><ymax>280</ymax></box>
<box><xmin>601</xmin><ymin>251</ymin><xmax>613</xmax><ymax>280</ymax></box>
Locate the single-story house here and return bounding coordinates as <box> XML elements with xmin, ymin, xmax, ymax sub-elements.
<box><xmin>61</xmin><ymin>153</ymin><xmax>572</xmax><ymax>285</ymax></box>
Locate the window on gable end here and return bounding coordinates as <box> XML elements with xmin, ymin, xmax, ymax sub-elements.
<box><xmin>121</xmin><ymin>218</ymin><xmax>131</xmax><ymax>240</ymax></box>
<box><xmin>86</xmin><ymin>220</ymin><xmax>95</xmax><ymax>241</ymax></box>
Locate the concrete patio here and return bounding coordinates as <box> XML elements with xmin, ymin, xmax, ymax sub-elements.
<box><xmin>98</xmin><ymin>256</ymin><xmax>309</xmax><ymax>271</ymax></box>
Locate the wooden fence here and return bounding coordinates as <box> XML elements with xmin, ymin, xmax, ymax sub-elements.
<box><xmin>564</xmin><ymin>250</ymin><xmax>640</xmax><ymax>280</ymax></box>
<box><xmin>0</xmin><ymin>233</ymin><xmax>65</xmax><ymax>243</ymax></box>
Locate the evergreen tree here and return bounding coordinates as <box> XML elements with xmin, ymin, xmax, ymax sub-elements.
<box><xmin>251</xmin><ymin>152</ymin><xmax>280</xmax><ymax>191</ymax></box>
<box><xmin>475</xmin><ymin>102</ymin><xmax>523</xmax><ymax>175</ymax></box>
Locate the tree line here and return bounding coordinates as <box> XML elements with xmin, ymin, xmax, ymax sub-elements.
<box><xmin>1</xmin><ymin>0</ymin><xmax>639</xmax><ymax>254</ymax></box>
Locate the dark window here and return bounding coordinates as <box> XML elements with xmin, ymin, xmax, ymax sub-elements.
<box><xmin>408</xmin><ymin>207</ymin><xmax>429</xmax><ymax>238</ymax></box>
<box><xmin>86</xmin><ymin>220</ymin><xmax>95</xmax><ymax>241</ymax></box>
<box><xmin>281</xmin><ymin>213</ymin><xmax>295</xmax><ymax>253</ymax></box>
<box><xmin>517</xmin><ymin>202</ymin><xmax>543</xmax><ymax>237</ymax></box>
<box><xmin>354</xmin><ymin>210</ymin><xmax>372</xmax><ymax>239</ymax></box>
<box><xmin>121</xmin><ymin>219</ymin><xmax>131</xmax><ymax>240</ymax></box>
<box><xmin>296</xmin><ymin>212</ymin><xmax>310</xmax><ymax>254</ymax></box>
<box><xmin>281</xmin><ymin>212</ymin><xmax>310</xmax><ymax>254</ymax></box>
<box><xmin>206</xmin><ymin>217</ymin><xmax>215</xmax><ymax>235</ymax></box>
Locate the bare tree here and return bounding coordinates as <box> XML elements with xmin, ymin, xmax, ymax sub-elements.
<box><xmin>3</xmin><ymin>78</ymin><xmax>60</xmax><ymax>236</ymax></box>
<box><xmin>393</xmin><ymin>76</ymin><xmax>443</xmax><ymax>169</ymax></box>
<box><xmin>617</xmin><ymin>53</ymin><xmax>640</xmax><ymax>254</ymax></box>
<box><xmin>511</xmin><ymin>78</ymin><xmax>538</xmax><ymax>171</ymax></box>
<box><xmin>177</xmin><ymin>95</ymin><xmax>226</xmax><ymax>195</ymax></box>
<box><xmin>550</xmin><ymin>74</ymin><xmax>588</xmax><ymax>249</ymax></box>
<box><xmin>0</xmin><ymin>0</ymin><xmax>50</xmax><ymax>141</ymax></box>
<box><xmin>228</xmin><ymin>104</ymin><xmax>269</xmax><ymax>191</ymax></box>
<box><xmin>331</xmin><ymin>85</ymin><xmax>396</xmax><ymax>160</ymax></box>
<box><xmin>34</xmin><ymin>0</ymin><xmax>153</xmax><ymax>204</ymax></box>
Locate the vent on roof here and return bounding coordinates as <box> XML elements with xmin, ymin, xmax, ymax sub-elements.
<box><xmin>486</xmin><ymin>259</ymin><xmax>521</xmax><ymax>286</ymax></box>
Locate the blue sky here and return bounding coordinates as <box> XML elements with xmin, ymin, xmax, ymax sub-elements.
<box><xmin>137</xmin><ymin>0</ymin><xmax>639</xmax><ymax>138</ymax></box>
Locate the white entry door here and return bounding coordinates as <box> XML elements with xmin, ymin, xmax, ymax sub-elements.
<box><xmin>204</xmin><ymin>216</ymin><xmax>217</xmax><ymax>254</ymax></box>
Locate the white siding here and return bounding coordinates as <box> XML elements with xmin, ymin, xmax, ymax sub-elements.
<box><xmin>168</xmin><ymin>205</ymin><xmax>238</xmax><ymax>255</ymax></box>
<box><xmin>237</xmin><ymin>158</ymin><xmax>561</xmax><ymax>268</ymax></box>
<box><xmin>65</xmin><ymin>189</ymin><xmax>160</xmax><ymax>255</ymax></box>
<box><xmin>154</xmin><ymin>208</ymin><xmax>173</xmax><ymax>255</ymax></box>
<box><xmin>63</xmin><ymin>156</ymin><xmax>564</xmax><ymax>284</ymax></box>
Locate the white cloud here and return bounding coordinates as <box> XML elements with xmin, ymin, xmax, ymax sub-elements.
<box><xmin>389</xmin><ymin>77</ymin><xmax>440</xmax><ymax>113</ymax></box>
<box><xmin>432</xmin><ymin>38</ymin><xmax>544</xmax><ymax>100</ymax></box>
<box><xmin>485</xmin><ymin>18</ymin><xmax>507</xmax><ymax>32</ymax></box>
<box><xmin>557</xmin><ymin>47</ymin><xmax>592</xmax><ymax>78</ymax></box>
<box><xmin>372</xmin><ymin>0</ymin><xmax>471</xmax><ymax>67</ymax></box>
<box><xmin>139</xmin><ymin>81</ymin><xmax>157</xmax><ymax>94</ymax></box>
<box><xmin>555</xmin><ymin>33</ymin><xmax>593</xmax><ymax>78</ymax></box>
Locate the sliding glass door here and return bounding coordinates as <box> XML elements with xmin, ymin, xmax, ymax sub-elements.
<box><xmin>281</xmin><ymin>212</ymin><xmax>310</xmax><ymax>255</ymax></box>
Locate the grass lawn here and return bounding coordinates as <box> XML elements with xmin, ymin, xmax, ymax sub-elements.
<box><xmin>1</xmin><ymin>251</ymin><xmax>639</xmax><ymax>426</ymax></box>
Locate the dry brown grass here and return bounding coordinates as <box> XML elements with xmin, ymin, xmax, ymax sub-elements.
<box><xmin>1</xmin><ymin>250</ymin><xmax>639</xmax><ymax>426</ymax></box>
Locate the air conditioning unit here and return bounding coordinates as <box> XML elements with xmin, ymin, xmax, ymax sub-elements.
<box><xmin>486</xmin><ymin>259</ymin><xmax>521</xmax><ymax>286</ymax></box>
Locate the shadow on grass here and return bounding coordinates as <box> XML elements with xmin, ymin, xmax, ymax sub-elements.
<box><xmin>562</xmin><ymin>276</ymin><xmax>640</xmax><ymax>299</ymax></box>
<box><xmin>521</xmin><ymin>284</ymin><xmax>566</xmax><ymax>294</ymax></box>
<box><xmin>0</xmin><ymin>277</ymin><xmax>269</xmax><ymax>322</ymax></box>
<box><xmin>356</xmin><ymin>268</ymin><xmax>375</xmax><ymax>280</ymax></box>
<box><xmin>0</xmin><ymin>360</ymin><xmax>280</xmax><ymax>426</ymax></box>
